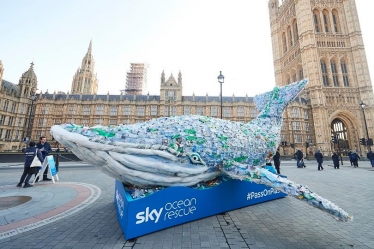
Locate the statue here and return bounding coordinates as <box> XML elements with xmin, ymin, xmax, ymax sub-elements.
<box><xmin>50</xmin><ymin>79</ymin><xmax>352</xmax><ymax>222</ymax></box>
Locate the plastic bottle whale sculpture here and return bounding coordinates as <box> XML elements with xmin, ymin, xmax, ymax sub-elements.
<box><xmin>50</xmin><ymin>79</ymin><xmax>352</xmax><ymax>222</ymax></box>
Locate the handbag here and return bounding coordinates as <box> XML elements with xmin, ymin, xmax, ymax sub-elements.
<box><xmin>30</xmin><ymin>149</ymin><xmax>42</xmax><ymax>167</ymax></box>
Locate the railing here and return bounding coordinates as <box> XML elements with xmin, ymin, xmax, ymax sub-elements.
<box><xmin>315</xmin><ymin>34</ymin><xmax>350</xmax><ymax>48</ymax></box>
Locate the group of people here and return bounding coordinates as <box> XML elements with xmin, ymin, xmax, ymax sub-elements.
<box><xmin>17</xmin><ymin>136</ymin><xmax>52</xmax><ymax>188</ymax></box>
<box><xmin>270</xmin><ymin>148</ymin><xmax>374</xmax><ymax>174</ymax></box>
<box><xmin>309</xmin><ymin>149</ymin><xmax>373</xmax><ymax>170</ymax></box>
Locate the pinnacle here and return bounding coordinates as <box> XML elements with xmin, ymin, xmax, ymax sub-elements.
<box><xmin>88</xmin><ymin>39</ymin><xmax>92</xmax><ymax>54</ymax></box>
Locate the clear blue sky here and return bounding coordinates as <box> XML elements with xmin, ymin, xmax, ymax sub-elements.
<box><xmin>1</xmin><ymin>0</ymin><xmax>373</xmax><ymax>96</ymax></box>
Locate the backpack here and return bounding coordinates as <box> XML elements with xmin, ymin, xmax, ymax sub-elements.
<box><xmin>351</xmin><ymin>153</ymin><xmax>357</xmax><ymax>160</ymax></box>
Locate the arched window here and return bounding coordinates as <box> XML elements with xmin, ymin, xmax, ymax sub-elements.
<box><xmin>292</xmin><ymin>19</ymin><xmax>299</xmax><ymax>43</ymax></box>
<box><xmin>331</xmin><ymin>59</ymin><xmax>339</xmax><ymax>86</ymax></box>
<box><xmin>287</xmin><ymin>26</ymin><xmax>293</xmax><ymax>47</ymax></box>
<box><xmin>282</xmin><ymin>32</ymin><xmax>288</xmax><ymax>53</ymax></box>
<box><xmin>321</xmin><ymin>59</ymin><xmax>329</xmax><ymax>86</ymax></box>
<box><xmin>313</xmin><ymin>9</ymin><xmax>322</xmax><ymax>32</ymax></box>
<box><xmin>341</xmin><ymin>59</ymin><xmax>349</xmax><ymax>86</ymax></box>
<box><xmin>322</xmin><ymin>9</ymin><xmax>331</xmax><ymax>32</ymax></box>
<box><xmin>332</xmin><ymin>10</ymin><xmax>341</xmax><ymax>33</ymax></box>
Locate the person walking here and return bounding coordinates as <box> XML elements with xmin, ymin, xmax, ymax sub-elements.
<box><xmin>350</xmin><ymin>150</ymin><xmax>360</xmax><ymax>168</ymax></box>
<box><xmin>273</xmin><ymin>149</ymin><xmax>281</xmax><ymax>174</ymax></box>
<box><xmin>36</xmin><ymin>136</ymin><xmax>52</xmax><ymax>181</ymax></box>
<box><xmin>17</xmin><ymin>141</ymin><xmax>44</xmax><ymax>188</ymax></box>
<box><xmin>332</xmin><ymin>152</ymin><xmax>340</xmax><ymax>169</ymax></box>
<box><xmin>314</xmin><ymin>150</ymin><xmax>324</xmax><ymax>171</ymax></box>
<box><xmin>348</xmin><ymin>150</ymin><xmax>353</xmax><ymax>166</ymax></box>
<box><xmin>367</xmin><ymin>150</ymin><xmax>374</xmax><ymax>167</ymax></box>
<box><xmin>295</xmin><ymin>149</ymin><xmax>303</xmax><ymax>168</ymax></box>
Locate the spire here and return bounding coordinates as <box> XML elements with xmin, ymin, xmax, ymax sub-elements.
<box><xmin>87</xmin><ymin>39</ymin><xmax>92</xmax><ymax>54</ymax></box>
<box><xmin>71</xmin><ymin>40</ymin><xmax>98</xmax><ymax>94</ymax></box>
<box><xmin>178</xmin><ymin>70</ymin><xmax>182</xmax><ymax>85</ymax></box>
<box><xmin>161</xmin><ymin>70</ymin><xmax>165</xmax><ymax>84</ymax></box>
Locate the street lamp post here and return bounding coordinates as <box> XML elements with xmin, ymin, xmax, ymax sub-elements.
<box><xmin>359</xmin><ymin>101</ymin><xmax>371</xmax><ymax>151</ymax></box>
<box><xmin>26</xmin><ymin>92</ymin><xmax>38</xmax><ymax>143</ymax></box>
<box><xmin>217</xmin><ymin>71</ymin><xmax>224</xmax><ymax>119</ymax></box>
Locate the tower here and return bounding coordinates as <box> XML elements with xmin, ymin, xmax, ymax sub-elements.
<box><xmin>160</xmin><ymin>71</ymin><xmax>183</xmax><ymax>102</ymax></box>
<box><xmin>18</xmin><ymin>62</ymin><xmax>38</xmax><ymax>97</ymax></box>
<box><xmin>71</xmin><ymin>40</ymin><xmax>98</xmax><ymax>94</ymax></box>
<box><xmin>268</xmin><ymin>0</ymin><xmax>374</xmax><ymax>153</ymax></box>
<box><xmin>160</xmin><ymin>71</ymin><xmax>183</xmax><ymax>116</ymax></box>
<box><xmin>124</xmin><ymin>63</ymin><xmax>148</xmax><ymax>95</ymax></box>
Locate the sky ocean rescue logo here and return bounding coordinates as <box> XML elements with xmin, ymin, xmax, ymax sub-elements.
<box><xmin>136</xmin><ymin>198</ymin><xmax>197</xmax><ymax>225</ymax></box>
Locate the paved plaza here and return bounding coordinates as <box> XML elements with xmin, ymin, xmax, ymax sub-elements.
<box><xmin>0</xmin><ymin>159</ymin><xmax>373</xmax><ymax>249</ymax></box>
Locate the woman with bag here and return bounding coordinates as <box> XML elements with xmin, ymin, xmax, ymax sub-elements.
<box><xmin>17</xmin><ymin>141</ymin><xmax>44</xmax><ymax>188</ymax></box>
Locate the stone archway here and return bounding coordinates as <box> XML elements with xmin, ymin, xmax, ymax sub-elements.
<box><xmin>328</xmin><ymin>110</ymin><xmax>360</xmax><ymax>155</ymax></box>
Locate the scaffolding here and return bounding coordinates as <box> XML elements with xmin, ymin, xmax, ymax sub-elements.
<box><xmin>123</xmin><ymin>63</ymin><xmax>147</xmax><ymax>95</ymax></box>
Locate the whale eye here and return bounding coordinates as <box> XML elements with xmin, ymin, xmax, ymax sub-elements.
<box><xmin>189</xmin><ymin>153</ymin><xmax>203</xmax><ymax>164</ymax></box>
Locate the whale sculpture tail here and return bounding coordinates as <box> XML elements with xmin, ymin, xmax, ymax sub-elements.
<box><xmin>254</xmin><ymin>79</ymin><xmax>308</xmax><ymax>117</ymax></box>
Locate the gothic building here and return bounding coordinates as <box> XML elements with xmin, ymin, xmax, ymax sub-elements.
<box><xmin>268</xmin><ymin>0</ymin><xmax>373</xmax><ymax>154</ymax></box>
<box><xmin>70</xmin><ymin>40</ymin><xmax>98</xmax><ymax>94</ymax></box>
<box><xmin>0</xmin><ymin>62</ymin><xmax>39</xmax><ymax>151</ymax></box>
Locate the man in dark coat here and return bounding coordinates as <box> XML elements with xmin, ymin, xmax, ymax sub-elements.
<box><xmin>273</xmin><ymin>149</ymin><xmax>281</xmax><ymax>174</ymax></box>
<box><xmin>332</xmin><ymin>152</ymin><xmax>340</xmax><ymax>169</ymax></box>
<box><xmin>367</xmin><ymin>150</ymin><xmax>374</xmax><ymax>167</ymax></box>
<box><xmin>314</xmin><ymin>150</ymin><xmax>324</xmax><ymax>171</ymax></box>
<box><xmin>350</xmin><ymin>150</ymin><xmax>360</xmax><ymax>168</ymax></box>
<box><xmin>36</xmin><ymin>136</ymin><xmax>52</xmax><ymax>181</ymax></box>
<box><xmin>295</xmin><ymin>149</ymin><xmax>303</xmax><ymax>167</ymax></box>
<box><xmin>17</xmin><ymin>141</ymin><xmax>44</xmax><ymax>188</ymax></box>
<box><xmin>348</xmin><ymin>150</ymin><xmax>353</xmax><ymax>166</ymax></box>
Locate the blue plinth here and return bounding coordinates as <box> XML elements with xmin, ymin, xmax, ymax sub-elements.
<box><xmin>114</xmin><ymin>179</ymin><xmax>286</xmax><ymax>240</ymax></box>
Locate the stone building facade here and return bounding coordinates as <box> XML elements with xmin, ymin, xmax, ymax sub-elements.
<box><xmin>0</xmin><ymin>60</ymin><xmax>311</xmax><ymax>154</ymax></box>
<box><xmin>268</xmin><ymin>0</ymin><xmax>373</xmax><ymax>155</ymax></box>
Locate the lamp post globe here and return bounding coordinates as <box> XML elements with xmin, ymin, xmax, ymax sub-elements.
<box><xmin>217</xmin><ymin>71</ymin><xmax>224</xmax><ymax>119</ymax></box>
<box><xmin>360</xmin><ymin>101</ymin><xmax>365</xmax><ymax>109</ymax></box>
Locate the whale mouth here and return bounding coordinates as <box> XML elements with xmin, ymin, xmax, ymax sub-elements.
<box><xmin>50</xmin><ymin>125</ymin><xmax>222</xmax><ymax>187</ymax></box>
